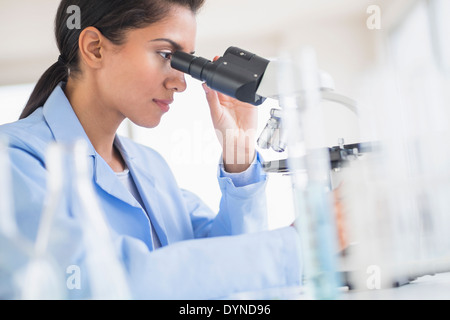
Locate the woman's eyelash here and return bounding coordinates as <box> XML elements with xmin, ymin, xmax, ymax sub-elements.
<box><xmin>158</xmin><ymin>51</ymin><xmax>173</xmax><ymax>60</ymax></box>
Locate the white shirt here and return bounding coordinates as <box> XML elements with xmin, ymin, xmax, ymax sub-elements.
<box><xmin>116</xmin><ymin>167</ymin><xmax>162</xmax><ymax>249</ymax></box>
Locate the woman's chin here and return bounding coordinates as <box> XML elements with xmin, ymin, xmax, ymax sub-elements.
<box><xmin>129</xmin><ymin>116</ymin><xmax>162</xmax><ymax>129</ymax></box>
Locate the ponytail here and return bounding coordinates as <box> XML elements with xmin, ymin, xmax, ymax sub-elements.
<box><xmin>19</xmin><ymin>60</ymin><xmax>68</xmax><ymax>120</ymax></box>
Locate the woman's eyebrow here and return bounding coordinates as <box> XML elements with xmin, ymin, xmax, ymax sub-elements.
<box><xmin>150</xmin><ymin>38</ymin><xmax>195</xmax><ymax>54</ymax></box>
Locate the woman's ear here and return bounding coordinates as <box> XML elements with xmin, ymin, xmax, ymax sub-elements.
<box><xmin>78</xmin><ymin>26</ymin><xmax>104</xmax><ymax>69</ymax></box>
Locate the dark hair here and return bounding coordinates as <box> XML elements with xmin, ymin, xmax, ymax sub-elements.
<box><xmin>20</xmin><ymin>0</ymin><xmax>205</xmax><ymax>120</ymax></box>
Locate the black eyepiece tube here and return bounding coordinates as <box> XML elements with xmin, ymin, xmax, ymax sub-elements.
<box><xmin>170</xmin><ymin>51</ymin><xmax>211</xmax><ymax>79</ymax></box>
<box><xmin>170</xmin><ymin>47</ymin><xmax>270</xmax><ymax>106</ymax></box>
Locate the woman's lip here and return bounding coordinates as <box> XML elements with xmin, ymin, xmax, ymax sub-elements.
<box><xmin>153</xmin><ymin>99</ymin><xmax>173</xmax><ymax>113</ymax></box>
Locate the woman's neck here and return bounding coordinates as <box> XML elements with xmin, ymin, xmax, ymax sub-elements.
<box><xmin>64</xmin><ymin>77</ymin><xmax>126</xmax><ymax>172</ymax></box>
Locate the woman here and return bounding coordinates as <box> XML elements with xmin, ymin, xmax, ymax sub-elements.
<box><xmin>0</xmin><ymin>0</ymin><xmax>301</xmax><ymax>299</ymax></box>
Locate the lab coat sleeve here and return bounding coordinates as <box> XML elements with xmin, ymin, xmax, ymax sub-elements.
<box><xmin>118</xmin><ymin>226</ymin><xmax>302</xmax><ymax>300</ymax></box>
<box><xmin>219</xmin><ymin>151</ymin><xmax>261</xmax><ymax>188</ymax></box>
<box><xmin>211</xmin><ymin>151</ymin><xmax>269</xmax><ymax>236</ymax></box>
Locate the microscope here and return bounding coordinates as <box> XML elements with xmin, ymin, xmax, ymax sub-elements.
<box><xmin>171</xmin><ymin>47</ymin><xmax>369</xmax><ymax>175</ymax></box>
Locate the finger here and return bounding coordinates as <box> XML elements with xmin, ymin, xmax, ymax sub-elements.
<box><xmin>202</xmin><ymin>82</ymin><xmax>223</xmax><ymax>122</ymax></box>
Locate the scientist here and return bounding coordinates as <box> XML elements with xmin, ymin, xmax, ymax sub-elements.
<box><xmin>0</xmin><ymin>0</ymin><xmax>301</xmax><ymax>299</ymax></box>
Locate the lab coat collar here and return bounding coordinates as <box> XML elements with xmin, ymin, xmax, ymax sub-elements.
<box><xmin>42</xmin><ymin>83</ymin><xmax>142</xmax><ymax>208</ymax></box>
<box><xmin>114</xmin><ymin>135</ymin><xmax>135</xmax><ymax>161</ymax></box>
<box><xmin>42</xmin><ymin>83</ymin><xmax>96</xmax><ymax>156</ymax></box>
<box><xmin>42</xmin><ymin>84</ymin><xmax>166</xmax><ymax>246</ymax></box>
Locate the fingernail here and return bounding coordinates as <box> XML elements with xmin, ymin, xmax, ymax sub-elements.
<box><xmin>202</xmin><ymin>83</ymin><xmax>210</xmax><ymax>94</ymax></box>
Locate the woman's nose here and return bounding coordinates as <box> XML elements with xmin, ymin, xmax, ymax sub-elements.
<box><xmin>165</xmin><ymin>70</ymin><xmax>187</xmax><ymax>93</ymax></box>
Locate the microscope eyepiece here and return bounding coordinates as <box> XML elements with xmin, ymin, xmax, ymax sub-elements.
<box><xmin>170</xmin><ymin>51</ymin><xmax>213</xmax><ymax>80</ymax></box>
<box><xmin>170</xmin><ymin>47</ymin><xmax>270</xmax><ymax>106</ymax></box>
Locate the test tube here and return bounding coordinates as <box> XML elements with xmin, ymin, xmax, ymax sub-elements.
<box><xmin>278</xmin><ymin>47</ymin><xmax>341</xmax><ymax>299</ymax></box>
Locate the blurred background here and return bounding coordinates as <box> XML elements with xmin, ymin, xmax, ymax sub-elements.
<box><xmin>0</xmin><ymin>0</ymin><xmax>449</xmax><ymax>229</ymax></box>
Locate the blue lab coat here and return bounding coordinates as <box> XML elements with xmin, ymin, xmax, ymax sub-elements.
<box><xmin>0</xmin><ymin>84</ymin><xmax>301</xmax><ymax>299</ymax></box>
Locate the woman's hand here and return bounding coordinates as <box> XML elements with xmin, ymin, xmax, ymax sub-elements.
<box><xmin>202</xmin><ymin>59</ymin><xmax>258</xmax><ymax>173</ymax></box>
<box><xmin>334</xmin><ymin>185</ymin><xmax>348</xmax><ymax>252</ymax></box>
<box><xmin>290</xmin><ymin>185</ymin><xmax>349</xmax><ymax>253</ymax></box>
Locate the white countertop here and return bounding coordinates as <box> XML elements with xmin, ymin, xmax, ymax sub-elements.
<box><xmin>340</xmin><ymin>272</ymin><xmax>450</xmax><ymax>300</ymax></box>
<box><xmin>222</xmin><ymin>272</ymin><xmax>450</xmax><ymax>300</ymax></box>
